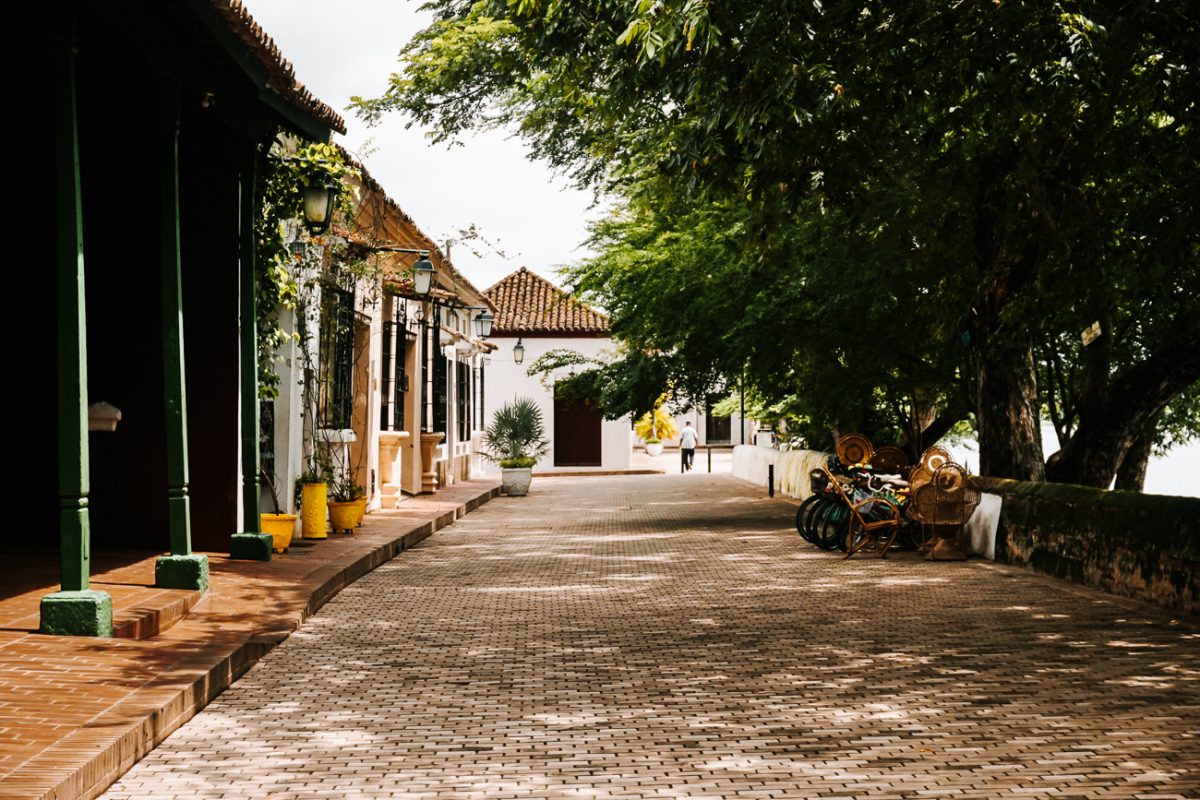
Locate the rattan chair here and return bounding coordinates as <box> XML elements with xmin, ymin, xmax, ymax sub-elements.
<box><xmin>821</xmin><ymin>465</ymin><xmax>902</xmax><ymax>559</ymax></box>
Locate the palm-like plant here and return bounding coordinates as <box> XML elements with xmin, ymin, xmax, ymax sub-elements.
<box><xmin>481</xmin><ymin>398</ymin><xmax>550</xmax><ymax>468</ymax></box>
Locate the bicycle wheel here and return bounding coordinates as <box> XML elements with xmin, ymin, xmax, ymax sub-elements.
<box><xmin>806</xmin><ymin>500</ymin><xmax>832</xmax><ymax>549</ymax></box>
<box><xmin>795</xmin><ymin>495</ymin><xmax>823</xmax><ymax>544</ymax></box>
<box><xmin>824</xmin><ymin>503</ymin><xmax>851</xmax><ymax>551</ymax></box>
<box><xmin>811</xmin><ymin>501</ymin><xmax>848</xmax><ymax>551</ymax></box>
<box><xmin>804</xmin><ymin>497</ymin><xmax>832</xmax><ymax>546</ymax></box>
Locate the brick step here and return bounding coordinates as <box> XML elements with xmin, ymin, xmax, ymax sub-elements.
<box><xmin>110</xmin><ymin>588</ymin><xmax>204</xmax><ymax>640</ymax></box>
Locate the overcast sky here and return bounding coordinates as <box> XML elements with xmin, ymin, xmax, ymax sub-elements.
<box><xmin>242</xmin><ymin>0</ymin><xmax>601</xmax><ymax>291</ymax></box>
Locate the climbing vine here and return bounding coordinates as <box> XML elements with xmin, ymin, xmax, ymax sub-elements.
<box><xmin>256</xmin><ymin>140</ymin><xmax>359</xmax><ymax>398</ymax></box>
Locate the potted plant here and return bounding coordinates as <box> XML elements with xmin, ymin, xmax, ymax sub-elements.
<box><xmin>481</xmin><ymin>398</ymin><xmax>550</xmax><ymax>497</ymax></box>
<box><xmin>259</xmin><ymin>468</ymin><xmax>297</xmax><ymax>553</ymax></box>
<box><xmin>635</xmin><ymin>403</ymin><xmax>677</xmax><ymax>457</ymax></box>
<box><xmin>328</xmin><ymin>473</ymin><xmax>365</xmax><ymax>535</ymax></box>
<box><xmin>298</xmin><ymin>449</ymin><xmax>333</xmax><ymax>539</ymax></box>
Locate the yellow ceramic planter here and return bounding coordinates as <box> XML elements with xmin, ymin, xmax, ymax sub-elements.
<box><xmin>353</xmin><ymin>496</ymin><xmax>367</xmax><ymax>527</ymax></box>
<box><xmin>328</xmin><ymin>501</ymin><xmax>358</xmax><ymax>535</ymax></box>
<box><xmin>260</xmin><ymin>513</ymin><xmax>297</xmax><ymax>553</ymax></box>
<box><xmin>301</xmin><ymin>482</ymin><xmax>328</xmax><ymax>539</ymax></box>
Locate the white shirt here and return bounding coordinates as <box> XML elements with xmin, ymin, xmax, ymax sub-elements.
<box><xmin>679</xmin><ymin>428</ymin><xmax>699</xmax><ymax>449</ymax></box>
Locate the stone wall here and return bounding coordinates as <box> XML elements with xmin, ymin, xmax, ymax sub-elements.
<box><xmin>976</xmin><ymin>477</ymin><xmax>1200</xmax><ymax>615</ymax></box>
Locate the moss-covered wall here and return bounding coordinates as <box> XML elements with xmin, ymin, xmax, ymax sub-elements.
<box><xmin>975</xmin><ymin>477</ymin><xmax>1200</xmax><ymax>615</ymax></box>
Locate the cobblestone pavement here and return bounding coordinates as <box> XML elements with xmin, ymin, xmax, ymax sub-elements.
<box><xmin>102</xmin><ymin>474</ymin><xmax>1200</xmax><ymax>799</ymax></box>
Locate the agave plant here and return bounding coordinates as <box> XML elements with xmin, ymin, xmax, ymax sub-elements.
<box><xmin>481</xmin><ymin>398</ymin><xmax>550</xmax><ymax>468</ymax></box>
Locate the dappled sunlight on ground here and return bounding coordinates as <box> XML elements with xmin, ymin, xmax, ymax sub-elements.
<box><xmin>103</xmin><ymin>473</ymin><xmax>1200</xmax><ymax>799</ymax></box>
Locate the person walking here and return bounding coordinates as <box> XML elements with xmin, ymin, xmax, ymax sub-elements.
<box><xmin>679</xmin><ymin>421</ymin><xmax>698</xmax><ymax>472</ymax></box>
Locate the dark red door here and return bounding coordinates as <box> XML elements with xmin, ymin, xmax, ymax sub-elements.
<box><xmin>554</xmin><ymin>387</ymin><xmax>603</xmax><ymax>466</ymax></box>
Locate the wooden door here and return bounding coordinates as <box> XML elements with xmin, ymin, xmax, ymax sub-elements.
<box><xmin>554</xmin><ymin>387</ymin><xmax>603</xmax><ymax>466</ymax></box>
<box><xmin>705</xmin><ymin>397</ymin><xmax>732</xmax><ymax>443</ymax></box>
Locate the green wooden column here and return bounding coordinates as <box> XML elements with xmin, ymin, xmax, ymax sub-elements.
<box><xmin>41</xmin><ymin>8</ymin><xmax>112</xmax><ymax>637</ymax></box>
<box><xmin>154</xmin><ymin>86</ymin><xmax>208</xmax><ymax>591</ymax></box>
<box><xmin>230</xmin><ymin>146</ymin><xmax>272</xmax><ymax>560</ymax></box>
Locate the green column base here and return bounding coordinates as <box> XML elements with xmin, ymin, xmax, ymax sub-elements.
<box><xmin>155</xmin><ymin>553</ymin><xmax>209</xmax><ymax>591</ymax></box>
<box><xmin>40</xmin><ymin>590</ymin><xmax>113</xmax><ymax>637</ymax></box>
<box><xmin>229</xmin><ymin>532</ymin><xmax>272</xmax><ymax>561</ymax></box>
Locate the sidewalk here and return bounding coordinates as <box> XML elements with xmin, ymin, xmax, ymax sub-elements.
<box><xmin>0</xmin><ymin>479</ymin><xmax>498</xmax><ymax>800</ymax></box>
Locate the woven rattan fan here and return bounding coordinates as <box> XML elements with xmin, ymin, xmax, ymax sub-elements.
<box><xmin>837</xmin><ymin>434</ymin><xmax>874</xmax><ymax>466</ymax></box>
<box><xmin>921</xmin><ymin>446</ymin><xmax>952</xmax><ymax>472</ymax></box>
<box><xmin>911</xmin><ymin>463</ymin><xmax>980</xmax><ymax>525</ymax></box>
<box><xmin>871</xmin><ymin>445</ymin><xmax>910</xmax><ymax>475</ymax></box>
<box><xmin>908</xmin><ymin>464</ymin><xmax>934</xmax><ymax>491</ymax></box>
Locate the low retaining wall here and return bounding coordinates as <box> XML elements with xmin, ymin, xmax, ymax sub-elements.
<box><xmin>977</xmin><ymin>477</ymin><xmax>1200</xmax><ymax>616</ymax></box>
<box><xmin>734</xmin><ymin>445</ymin><xmax>1199</xmax><ymax>613</ymax></box>
<box><xmin>732</xmin><ymin>445</ymin><xmax>829</xmax><ymax>500</ymax></box>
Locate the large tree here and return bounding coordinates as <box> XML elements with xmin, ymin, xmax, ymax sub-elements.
<box><xmin>356</xmin><ymin>0</ymin><xmax>1200</xmax><ymax>486</ymax></box>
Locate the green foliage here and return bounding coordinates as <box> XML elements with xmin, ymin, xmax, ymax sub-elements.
<box><xmin>257</xmin><ymin>141</ymin><xmax>359</xmax><ymax>398</ymax></box>
<box><xmin>329</xmin><ymin>473</ymin><xmax>366</xmax><ymax>503</ymax></box>
<box><xmin>634</xmin><ymin>404</ymin><xmax>677</xmax><ymax>442</ymax></box>
<box><xmin>481</xmin><ymin>398</ymin><xmax>551</xmax><ymax>464</ymax></box>
<box><xmin>362</xmin><ymin>0</ymin><xmax>1200</xmax><ymax>485</ymax></box>
<box><xmin>499</xmin><ymin>456</ymin><xmax>537</xmax><ymax>469</ymax></box>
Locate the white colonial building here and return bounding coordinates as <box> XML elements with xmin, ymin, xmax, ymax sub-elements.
<box><xmin>481</xmin><ymin>268</ymin><xmax>632</xmax><ymax>473</ymax></box>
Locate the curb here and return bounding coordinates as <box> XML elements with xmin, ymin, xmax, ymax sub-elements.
<box><xmin>9</xmin><ymin>484</ymin><xmax>499</xmax><ymax>800</ymax></box>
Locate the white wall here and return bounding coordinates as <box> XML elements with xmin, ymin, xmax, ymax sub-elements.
<box><xmin>482</xmin><ymin>336</ymin><xmax>631</xmax><ymax>473</ymax></box>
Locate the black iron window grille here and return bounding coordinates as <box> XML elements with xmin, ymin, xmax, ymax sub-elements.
<box><xmin>380</xmin><ymin>297</ymin><xmax>408</xmax><ymax>432</ymax></box>
<box><xmin>318</xmin><ymin>280</ymin><xmax>356</xmax><ymax>430</ymax></box>
<box><xmin>457</xmin><ymin>359</ymin><xmax>471</xmax><ymax>441</ymax></box>
<box><xmin>431</xmin><ymin>305</ymin><xmax>447</xmax><ymax>435</ymax></box>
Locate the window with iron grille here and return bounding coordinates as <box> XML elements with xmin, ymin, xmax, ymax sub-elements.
<box><xmin>420</xmin><ymin>317</ymin><xmax>429</xmax><ymax>432</ymax></box>
<box><xmin>432</xmin><ymin>319</ymin><xmax>448</xmax><ymax>435</ymax></box>
<box><xmin>318</xmin><ymin>280</ymin><xmax>355</xmax><ymax>429</ymax></box>
<box><xmin>457</xmin><ymin>359</ymin><xmax>471</xmax><ymax>441</ymax></box>
<box><xmin>380</xmin><ymin>297</ymin><xmax>408</xmax><ymax>432</ymax></box>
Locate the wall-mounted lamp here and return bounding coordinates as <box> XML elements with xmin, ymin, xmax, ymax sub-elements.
<box><xmin>513</xmin><ymin>338</ymin><xmax>525</xmax><ymax>365</ymax></box>
<box><xmin>474</xmin><ymin>309</ymin><xmax>494</xmax><ymax>338</ymax></box>
<box><xmin>302</xmin><ymin>182</ymin><xmax>337</xmax><ymax>234</ymax></box>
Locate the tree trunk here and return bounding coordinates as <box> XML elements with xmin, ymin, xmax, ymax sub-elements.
<box><xmin>1113</xmin><ymin>414</ymin><xmax>1158</xmax><ymax>492</ymax></box>
<box><xmin>1046</xmin><ymin>340</ymin><xmax>1200</xmax><ymax>488</ymax></box>
<box><xmin>975</xmin><ymin>338</ymin><xmax>1045</xmax><ymax>481</ymax></box>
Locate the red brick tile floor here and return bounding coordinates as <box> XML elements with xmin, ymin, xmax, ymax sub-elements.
<box><xmin>98</xmin><ymin>473</ymin><xmax>1200</xmax><ymax>800</ymax></box>
<box><xmin>0</xmin><ymin>479</ymin><xmax>499</xmax><ymax>800</ymax></box>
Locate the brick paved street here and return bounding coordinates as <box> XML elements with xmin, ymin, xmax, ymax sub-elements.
<box><xmin>102</xmin><ymin>474</ymin><xmax>1200</xmax><ymax>799</ymax></box>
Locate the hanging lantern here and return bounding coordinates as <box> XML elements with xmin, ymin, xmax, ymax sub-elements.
<box><xmin>513</xmin><ymin>338</ymin><xmax>525</xmax><ymax>365</ymax></box>
<box><xmin>474</xmin><ymin>308</ymin><xmax>494</xmax><ymax>338</ymax></box>
<box><xmin>411</xmin><ymin>253</ymin><xmax>434</xmax><ymax>296</ymax></box>
<box><xmin>301</xmin><ymin>183</ymin><xmax>337</xmax><ymax>234</ymax></box>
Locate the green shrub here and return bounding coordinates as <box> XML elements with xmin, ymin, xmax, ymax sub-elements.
<box><xmin>481</xmin><ymin>398</ymin><xmax>550</xmax><ymax>465</ymax></box>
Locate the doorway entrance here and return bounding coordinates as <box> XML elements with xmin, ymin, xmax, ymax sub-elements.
<box><xmin>705</xmin><ymin>396</ymin><xmax>732</xmax><ymax>443</ymax></box>
<box><xmin>554</xmin><ymin>386</ymin><xmax>603</xmax><ymax>466</ymax></box>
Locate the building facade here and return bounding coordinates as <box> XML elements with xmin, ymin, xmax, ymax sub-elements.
<box><xmin>482</xmin><ymin>268</ymin><xmax>632</xmax><ymax>473</ymax></box>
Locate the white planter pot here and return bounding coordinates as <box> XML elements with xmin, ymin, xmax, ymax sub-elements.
<box><xmin>645</xmin><ymin>442</ymin><xmax>664</xmax><ymax>457</ymax></box>
<box><xmin>501</xmin><ymin>467</ymin><xmax>533</xmax><ymax>496</ymax></box>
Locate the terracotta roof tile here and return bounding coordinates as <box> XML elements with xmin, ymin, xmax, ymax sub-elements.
<box><xmin>484</xmin><ymin>268</ymin><xmax>608</xmax><ymax>336</ymax></box>
<box><xmin>210</xmin><ymin>0</ymin><xmax>347</xmax><ymax>135</ymax></box>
